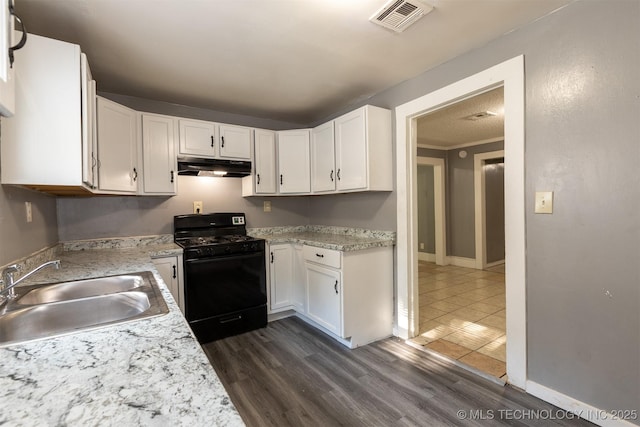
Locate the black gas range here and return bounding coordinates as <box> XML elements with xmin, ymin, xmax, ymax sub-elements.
<box><xmin>174</xmin><ymin>213</ymin><xmax>267</xmax><ymax>343</ymax></box>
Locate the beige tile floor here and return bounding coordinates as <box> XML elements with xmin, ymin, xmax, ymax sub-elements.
<box><xmin>409</xmin><ymin>261</ymin><xmax>507</xmax><ymax>379</ymax></box>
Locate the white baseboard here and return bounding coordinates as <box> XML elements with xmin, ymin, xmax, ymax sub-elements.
<box><xmin>486</xmin><ymin>259</ymin><xmax>505</xmax><ymax>268</ymax></box>
<box><xmin>526</xmin><ymin>380</ymin><xmax>638</xmax><ymax>427</ymax></box>
<box><xmin>418</xmin><ymin>252</ymin><xmax>435</xmax><ymax>262</ymax></box>
<box><xmin>446</xmin><ymin>256</ymin><xmax>477</xmax><ymax>269</ymax></box>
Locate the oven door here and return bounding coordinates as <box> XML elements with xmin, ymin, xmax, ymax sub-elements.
<box><xmin>184</xmin><ymin>251</ymin><xmax>266</xmax><ymax>322</ymax></box>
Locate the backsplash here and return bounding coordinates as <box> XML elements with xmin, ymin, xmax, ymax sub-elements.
<box><xmin>61</xmin><ymin>234</ymin><xmax>174</xmax><ymax>251</ymax></box>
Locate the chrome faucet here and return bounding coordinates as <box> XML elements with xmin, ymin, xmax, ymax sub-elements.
<box><xmin>0</xmin><ymin>260</ymin><xmax>61</xmax><ymax>301</ymax></box>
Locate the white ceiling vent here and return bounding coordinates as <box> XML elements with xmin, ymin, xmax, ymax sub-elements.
<box><xmin>370</xmin><ymin>0</ymin><xmax>434</xmax><ymax>33</ymax></box>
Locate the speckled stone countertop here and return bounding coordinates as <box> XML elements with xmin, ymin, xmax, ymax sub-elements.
<box><xmin>248</xmin><ymin>225</ymin><xmax>395</xmax><ymax>251</ymax></box>
<box><xmin>0</xmin><ymin>238</ymin><xmax>245</xmax><ymax>427</ymax></box>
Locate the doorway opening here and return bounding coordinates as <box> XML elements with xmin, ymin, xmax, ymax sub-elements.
<box><xmin>395</xmin><ymin>56</ymin><xmax>526</xmax><ymax>389</ymax></box>
<box><xmin>410</xmin><ymin>88</ymin><xmax>507</xmax><ymax>379</ymax></box>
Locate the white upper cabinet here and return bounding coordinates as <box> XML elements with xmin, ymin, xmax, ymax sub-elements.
<box><xmin>0</xmin><ymin>0</ymin><xmax>18</xmax><ymax>117</ymax></box>
<box><xmin>277</xmin><ymin>129</ymin><xmax>310</xmax><ymax>194</ymax></box>
<box><xmin>81</xmin><ymin>54</ymin><xmax>97</xmax><ymax>189</ymax></box>
<box><xmin>334</xmin><ymin>105</ymin><xmax>392</xmax><ymax>192</ymax></box>
<box><xmin>141</xmin><ymin>113</ymin><xmax>177</xmax><ymax>195</ymax></box>
<box><xmin>0</xmin><ymin>33</ymin><xmax>93</xmax><ymax>194</ymax></box>
<box><xmin>311</xmin><ymin>121</ymin><xmax>336</xmax><ymax>193</ymax></box>
<box><xmin>96</xmin><ymin>96</ymin><xmax>139</xmax><ymax>194</ymax></box>
<box><xmin>219</xmin><ymin>124</ymin><xmax>252</xmax><ymax>160</ymax></box>
<box><xmin>178</xmin><ymin>118</ymin><xmax>216</xmax><ymax>158</ymax></box>
<box><xmin>254</xmin><ymin>129</ymin><xmax>277</xmax><ymax>194</ymax></box>
<box><xmin>178</xmin><ymin>119</ymin><xmax>252</xmax><ymax>161</ymax></box>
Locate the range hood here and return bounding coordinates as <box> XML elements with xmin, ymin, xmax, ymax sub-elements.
<box><xmin>177</xmin><ymin>156</ymin><xmax>252</xmax><ymax>178</ymax></box>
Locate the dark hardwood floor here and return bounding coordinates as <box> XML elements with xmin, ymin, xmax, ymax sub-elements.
<box><xmin>203</xmin><ymin>317</ymin><xmax>593</xmax><ymax>427</ymax></box>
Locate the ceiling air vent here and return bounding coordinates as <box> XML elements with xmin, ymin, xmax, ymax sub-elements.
<box><xmin>370</xmin><ymin>0</ymin><xmax>434</xmax><ymax>33</ymax></box>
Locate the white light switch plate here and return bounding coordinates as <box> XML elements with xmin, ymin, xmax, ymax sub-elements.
<box><xmin>535</xmin><ymin>191</ymin><xmax>553</xmax><ymax>214</ymax></box>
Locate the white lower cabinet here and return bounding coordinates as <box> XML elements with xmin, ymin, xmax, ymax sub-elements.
<box><xmin>268</xmin><ymin>243</ymin><xmax>305</xmax><ymax>314</ymax></box>
<box><xmin>267</xmin><ymin>241</ymin><xmax>393</xmax><ymax>348</ymax></box>
<box><xmin>268</xmin><ymin>244</ymin><xmax>294</xmax><ymax>312</ymax></box>
<box><xmin>305</xmin><ymin>263</ymin><xmax>341</xmax><ymax>336</ymax></box>
<box><xmin>152</xmin><ymin>255</ymin><xmax>184</xmax><ymax>314</ymax></box>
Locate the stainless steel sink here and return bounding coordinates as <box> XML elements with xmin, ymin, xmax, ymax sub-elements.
<box><xmin>17</xmin><ymin>275</ymin><xmax>145</xmax><ymax>305</ymax></box>
<box><xmin>0</xmin><ymin>271</ymin><xmax>169</xmax><ymax>347</ymax></box>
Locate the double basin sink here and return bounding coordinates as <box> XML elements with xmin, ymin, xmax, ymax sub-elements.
<box><xmin>0</xmin><ymin>271</ymin><xmax>169</xmax><ymax>347</ymax></box>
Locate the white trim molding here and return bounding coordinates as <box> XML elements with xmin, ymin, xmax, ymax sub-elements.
<box><xmin>395</xmin><ymin>55</ymin><xmax>526</xmax><ymax>389</ymax></box>
<box><xmin>526</xmin><ymin>381</ymin><xmax>638</xmax><ymax>427</ymax></box>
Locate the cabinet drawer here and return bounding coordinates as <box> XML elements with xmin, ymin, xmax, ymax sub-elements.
<box><xmin>303</xmin><ymin>245</ymin><xmax>341</xmax><ymax>269</ymax></box>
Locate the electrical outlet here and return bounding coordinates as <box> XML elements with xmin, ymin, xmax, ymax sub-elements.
<box><xmin>25</xmin><ymin>202</ymin><xmax>32</xmax><ymax>223</ymax></box>
<box><xmin>193</xmin><ymin>201</ymin><xmax>203</xmax><ymax>214</ymax></box>
<box><xmin>419</xmin><ymin>242</ymin><xmax>424</xmax><ymax>250</ymax></box>
<box><xmin>263</xmin><ymin>201</ymin><xmax>271</xmax><ymax>212</ymax></box>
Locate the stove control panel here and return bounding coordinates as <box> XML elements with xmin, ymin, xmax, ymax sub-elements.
<box><xmin>185</xmin><ymin>239</ymin><xmax>264</xmax><ymax>259</ymax></box>
<box><xmin>232</xmin><ymin>216</ymin><xmax>245</xmax><ymax>225</ymax></box>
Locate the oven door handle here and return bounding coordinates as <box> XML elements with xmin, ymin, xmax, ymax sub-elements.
<box><xmin>185</xmin><ymin>252</ymin><xmax>264</xmax><ymax>265</ymax></box>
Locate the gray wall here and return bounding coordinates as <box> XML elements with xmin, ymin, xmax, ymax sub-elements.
<box><xmin>100</xmin><ymin>92</ymin><xmax>304</xmax><ymax>130</ymax></box>
<box><xmin>305</xmin><ymin>191</ymin><xmax>396</xmax><ymax>231</ymax></box>
<box><xmin>361</xmin><ymin>0</ymin><xmax>639</xmax><ymax>417</ymax></box>
<box><xmin>0</xmin><ymin>184</ymin><xmax>58</xmax><ymax>266</ymax></box>
<box><xmin>446</xmin><ymin>142</ymin><xmax>503</xmax><ymax>258</ymax></box>
<box><xmin>57</xmin><ymin>176</ymin><xmax>310</xmax><ymax>241</ymax></box>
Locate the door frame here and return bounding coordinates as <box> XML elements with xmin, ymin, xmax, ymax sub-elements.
<box><xmin>416</xmin><ymin>156</ymin><xmax>446</xmax><ymax>266</ymax></box>
<box><xmin>395</xmin><ymin>56</ymin><xmax>526</xmax><ymax>389</ymax></box>
<box><xmin>474</xmin><ymin>150</ymin><xmax>505</xmax><ymax>270</ymax></box>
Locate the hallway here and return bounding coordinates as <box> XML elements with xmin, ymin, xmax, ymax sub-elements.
<box><xmin>409</xmin><ymin>261</ymin><xmax>507</xmax><ymax>379</ymax></box>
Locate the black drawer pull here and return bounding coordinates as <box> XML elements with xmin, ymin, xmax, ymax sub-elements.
<box><xmin>270</xmin><ymin>252</ymin><xmax>274</xmax><ymax>263</ymax></box>
<box><xmin>316</xmin><ymin>253</ymin><xmax>324</xmax><ymax>258</ymax></box>
<box><xmin>211</xmin><ymin>135</ymin><xmax>214</xmax><ymax>147</ymax></box>
<box><xmin>334</xmin><ymin>280</ymin><xmax>338</xmax><ymax>294</ymax></box>
<box><xmin>172</xmin><ymin>265</ymin><xmax>176</xmax><ymax>279</ymax></box>
<box><xmin>220</xmin><ymin>315</ymin><xmax>242</xmax><ymax>324</ymax></box>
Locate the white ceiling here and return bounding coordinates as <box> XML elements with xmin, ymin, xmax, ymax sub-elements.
<box><xmin>417</xmin><ymin>86</ymin><xmax>504</xmax><ymax>148</ymax></box>
<box><xmin>16</xmin><ymin>0</ymin><xmax>571</xmax><ymax>125</ymax></box>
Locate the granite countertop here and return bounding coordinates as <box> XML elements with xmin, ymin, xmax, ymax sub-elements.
<box><xmin>248</xmin><ymin>225</ymin><xmax>395</xmax><ymax>251</ymax></box>
<box><xmin>0</xmin><ymin>242</ymin><xmax>245</xmax><ymax>427</ymax></box>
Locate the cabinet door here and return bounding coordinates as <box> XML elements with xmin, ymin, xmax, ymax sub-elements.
<box><xmin>81</xmin><ymin>54</ymin><xmax>97</xmax><ymax>189</ymax></box>
<box><xmin>269</xmin><ymin>244</ymin><xmax>293</xmax><ymax>312</ymax></box>
<box><xmin>277</xmin><ymin>129</ymin><xmax>310</xmax><ymax>194</ymax></box>
<box><xmin>254</xmin><ymin>129</ymin><xmax>277</xmax><ymax>194</ymax></box>
<box><xmin>335</xmin><ymin>108</ymin><xmax>368</xmax><ymax>191</ymax></box>
<box><xmin>96</xmin><ymin>97</ymin><xmax>138</xmax><ymax>193</ymax></box>
<box><xmin>306</xmin><ymin>263</ymin><xmax>341</xmax><ymax>336</ymax></box>
<box><xmin>178</xmin><ymin>118</ymin><xmax>216</xmax><ymax>157</ymax></box>
<box><xmin>152</xmin><ymin>256</ymin><xmax>182</xmax><ymax>311</ymax></box>
<box><xmin>291</xmin><ymin>244</ymin><xmax>306</xmax><ymax>313</ymax></box>
<box><xmin>142</xmin><ymin>114</ymin><xmax>177</xmax><ymax>195</ymax></box>
<box><xmin>311</xmin><ymin>121</ymin><xmax>336</xmax><ymax>193</ymax></box>
<box><xmin>219</xmin><ymin>124</ymin><xmax>251</xmax><ymax>160</ymax></box>
<box><xmin>0</xmin><ymin>0</ymin><xmax>14</xmax><ymax>117</ymax></box>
